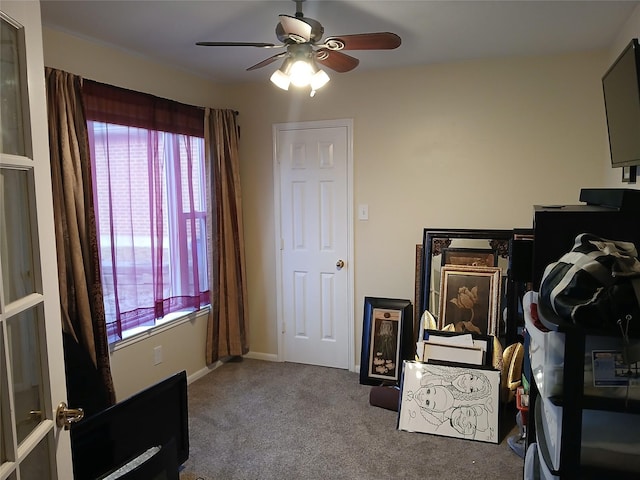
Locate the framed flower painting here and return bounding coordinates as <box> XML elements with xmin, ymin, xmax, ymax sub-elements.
<box><xmin>437</xmin><ymin>265</ymin><xmax>501</xmax><ymax>336</ymax></box>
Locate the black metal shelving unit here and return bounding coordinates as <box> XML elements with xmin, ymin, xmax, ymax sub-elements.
<box><xmin>524</xmin><ymin>293</ymin><xmax>640</xmax><ymax>479</ymax></box>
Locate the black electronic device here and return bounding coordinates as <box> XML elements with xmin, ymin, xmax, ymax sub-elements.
<box><xmin>602</xmin><ymin>38</ymin><xmax>640</xmax><ymax>168</ymax></box>
<box><xmin>531</xmin><ymin>205</ymin><xmax>640</xmax><ymax>289</ymax></box>
<box><xmin>70</xmin><ymin>370</ymin><xmax>189</xmax><ymax>480</ymax></box>
<box><xmin>509</xmin><ymin>231</ymin><xmax>534</xmax><ymax>282</ymax></box>
<box><xmin>96</xmin><ymin>439</ymin><xmax>179</xmax><ymax>480</ymax></box>
<box><xmin>579</xmin><ymin>187</ymin><xmax>640</xmax><ymax>211</ymax></box>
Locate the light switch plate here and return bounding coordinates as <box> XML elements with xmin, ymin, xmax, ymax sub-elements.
<box><xmin>358</xmin><ymin>204</ymin><xmax>369</xmax><ymax>220</ymax></box>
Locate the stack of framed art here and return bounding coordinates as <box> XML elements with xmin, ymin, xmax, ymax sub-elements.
<box><xmin>400</xmin><ymin>234</ymin><xmax>505</xmax><ymax>443</ymax></box>
<box><xmin>418</xmin><ymin>228</ymin><xmax>514</xmax><ymax>341</ymax></box>
<box><xmin>418</xmin><ymin>329</ymin><xmax>492</xmax><ymax>366</ymax></box>
<box><xmin>359</xmin><ymin>296</ymin><xmax>502</xmax><ymax>444</ymax></box>
<box><xmin>360</xmin><ymin>233</ymin><xmax>510</xmax><ymax>442</ymax></box>
<box><xmin>398</xmin><ymin>312</ymin><xmax>501</xmax><ymax>443</ymax></box>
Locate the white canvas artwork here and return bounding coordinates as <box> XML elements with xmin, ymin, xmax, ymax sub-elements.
<box><xmin>398</xmin><ymin>361</ymin><xmax>501</xmax><ymax>443</ymax></box>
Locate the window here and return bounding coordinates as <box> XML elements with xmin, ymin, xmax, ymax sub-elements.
<box><xmin>83</xmin><ymin>81</ymin><xmax>208</xmax><ymax>342</ymax></box>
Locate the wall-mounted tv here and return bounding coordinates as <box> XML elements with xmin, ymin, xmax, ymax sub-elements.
<box><xmin>602</xmin><ymin>38</ymin><xmax>640</xmax><ymax>168</ymax></box>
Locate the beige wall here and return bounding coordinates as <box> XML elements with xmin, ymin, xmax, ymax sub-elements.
<box><xmin>43</xmin><ymin>28</ymin><xmax>234</xmax><ymax>109</ymax></box>
<box><xmin>43</xmin><ymin>13</ymin><xmax>638</xmax><ymax>397</ymax></box>
<box><xmin>109</xmin><ymin>311</ymin><xmax>209</xmax><ymax>400</ymax></box>
<box><xmin>227</xmin><ymin>51</ymin><xmax>611</xmax><ymax>364</ymax></box>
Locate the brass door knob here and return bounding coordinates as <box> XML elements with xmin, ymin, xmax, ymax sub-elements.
<box><xmin>56</xmin><ymin>402</ymin><xmax>84</xmax><ymax>430</ymax></box>
<box><xmin>336</xmin><ymin>259</ymin><xmax>345</xmax><ymax>269</ymax></box>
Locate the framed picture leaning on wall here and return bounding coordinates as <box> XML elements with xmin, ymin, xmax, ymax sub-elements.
<box><xmin>437</xmin><ymin>265</ymin><xmax>501</xmax><ymax>337</ymax></box>
<box><xmin>398</xmin><ymin>361</ymin><xmax>501</xmax><ymax>444</ymax></box>
<box><xmin>359</xmin><ymin>297</ymin><xmax>413</xmax><ymax>386</ymax></box>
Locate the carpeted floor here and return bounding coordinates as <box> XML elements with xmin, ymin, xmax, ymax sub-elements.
<box><xmin>179</xmin><ymin>358</ymin><xmax>524</xmax><ymax>480</ymax></box>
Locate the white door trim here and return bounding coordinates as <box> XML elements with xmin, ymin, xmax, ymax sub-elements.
<box><xmin>273</xmin><ymin>119</ymin><xmax>355</xmax><ymax>371</ymax></box>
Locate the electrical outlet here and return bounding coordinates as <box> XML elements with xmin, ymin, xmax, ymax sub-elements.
<box><xmin>153</xmin><ymin>345</ymin><xmax>163</xmax><ymax>365</ymax></box>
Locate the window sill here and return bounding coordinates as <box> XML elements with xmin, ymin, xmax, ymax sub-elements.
<box><xmin>109</xmin><ymin>306</ymin><xmax>210</xmax><ymax>353</ymax></box>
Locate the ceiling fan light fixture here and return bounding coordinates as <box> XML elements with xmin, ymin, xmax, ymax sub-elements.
<box><xmin>288</xmin><ymin>59</ymin><xmax>315</xmax><ymax>87</ymax></box>
<box><xmin>197</xmin><ymin>1</ymin><xmax>402</xmax><ymax>92</ymax></box>
<box><xmin>310</xmin><ymin>68</ymin><xmax>330</xmax><ymax>90</ymax></box>
<box><xmin>270</xmin><ymin>57</ymin><xmax>329</xmax><ymax>95</ymax></box>
<box><xmin>270</xmin><ymin>69</ymin><xmax>291</xmax><ymax>90</ymax></box>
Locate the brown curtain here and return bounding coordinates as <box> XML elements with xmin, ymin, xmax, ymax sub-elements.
<box><xmin>45</xmin><ymin>68</ymin><xmax>116</xmax><ymax>406</ymax></box>
<box><xmin>204</xmin><ymin>109</ymin><xmax>249</xmax><ymax>363</ymax></box>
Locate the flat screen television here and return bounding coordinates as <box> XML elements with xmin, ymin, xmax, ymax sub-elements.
<box><xmin>602</xmin><ymin>38</ymin><xmax>640</xmax><ymax>168</ymax></box>
<box><xmin>70</xmin><ymin>370</ymin><xmax>189</xmax><ymax>480</ymax></box>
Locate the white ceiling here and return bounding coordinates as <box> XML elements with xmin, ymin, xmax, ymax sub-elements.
<box><xmin>39</xmin><ymin>0</ymin><xmax>639</xmax><ymax>84</ymax></box>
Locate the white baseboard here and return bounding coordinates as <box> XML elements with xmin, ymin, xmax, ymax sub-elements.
<box><xmin>189</xmin><ymin>353</ymin><xmax>359</xmax><ymax>385</ymax></box>
<box><xmin>187</xmin><ymin>352</ymin><xmax>279</xmax><ymax>385</ymax></box>
<box><xmin>244</xmin><ymin>351</ymin><xmax>280</xmax><ymax>362</ymax></box>
<box><xmin>186</xmin><ymin>360</ymin><xmax>224</xmax><ymax>385</ymax></box>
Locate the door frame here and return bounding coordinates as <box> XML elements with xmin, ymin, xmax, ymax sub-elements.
<box><xmin>273</xmin><ymin>119</ymin><xmax>355</xmax><ymax>371</ymax></box>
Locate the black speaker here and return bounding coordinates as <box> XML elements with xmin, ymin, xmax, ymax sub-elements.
<box><xmin>579</xmin><ymin>188</ymin><xmax>640</xmax><ymax>211</ymax></box>
<box><xmin>510</xmin><ymin>238</ymin><xmax>534</xmax><ymax>282</ymax></box>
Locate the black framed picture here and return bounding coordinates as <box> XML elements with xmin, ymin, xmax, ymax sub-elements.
<box><xmin>359</xmin><ymin>297</ymin><xmax>413</xmax><ymax>386</ymax></box>
<box><xmin>419</xmin><ymin>228</ymin><xmax>512</xmax><ymax>325</ymax></box>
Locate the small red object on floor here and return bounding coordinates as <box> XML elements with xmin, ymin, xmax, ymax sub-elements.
<box><xmin>516</xmin><ymin>386</ymin><xmax>529</xmax><ymax>425</ymax></box>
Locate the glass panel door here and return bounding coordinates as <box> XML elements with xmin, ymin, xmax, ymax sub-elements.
<box><xmin>7</xmin><ymin>305</ymin><xmax>46</xmax><ymax>446</ymax></box>
<box><xmin>0</xmin><ymin>3</ymin><xmax>72</xmax><ymax>479</ymax></box>
<box><xmin>0</xmin><ymin>168</ymin><xmax>37</xmax><ymax>304</ymax></box>
<box><xmin>0</xmin><ymin>11</ymin><xmax>26</xmax><ymax>157</ymax></box>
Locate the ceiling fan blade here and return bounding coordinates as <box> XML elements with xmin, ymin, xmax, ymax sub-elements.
<box><xmin>322</xmin><ymin>32</ymin><xmax>401</xmax><ymax>51</ymax></box>
<box><xmin>315</xmin><ymin>49</ymin><xmax>360</xmax><ymax>73</ymax></box>
<box><xmin>246</xmin><ymin>52</ymin><xmax>287</xmax><ymax>71</ymax></box>
<box><xmin>278</xmin><ymin>14</ymin><xmax>312</xmax><ymax>42</ymax></box>
<box><xmin>196</xmin><ymin>41</ymin><xmax>277</xmax><ymax>48</ymax></box>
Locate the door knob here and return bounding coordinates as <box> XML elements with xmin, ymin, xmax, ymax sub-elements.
<box><xmin>336</xmin><ymin>259</ymin><xmax>345</xmax><ymax>269</ymax></box>
<box><xmin>56</xmin><ymin>402</ymin><xmax>84</xmax><ymax>430</ymax></box>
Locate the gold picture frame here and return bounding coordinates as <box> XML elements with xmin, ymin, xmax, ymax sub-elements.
<box><xmin>437</xmin><ymin>265</ymin><xmax>501</xmax><ymax>336</ymax></box>
<box><xmin>441</xmin><ymin>247</ymin><xmax>497</xmax><ymax>268</ymax></box>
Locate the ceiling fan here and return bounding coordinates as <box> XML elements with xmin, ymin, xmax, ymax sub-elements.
<box><xmin>196</xmin><ymin>0</ymin><xmax>401</xmax><ymax>95</ymax></box>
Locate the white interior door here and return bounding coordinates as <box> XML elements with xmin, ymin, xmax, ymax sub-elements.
<box><xmin>1</xmin><ymin>2</ymin><xmax>73</xmax><ymax>479</ymax></box>
<box><xmin>274</xmin><ymin>120</ymin><xmax>353</xmax><ymax>370</ymax></box>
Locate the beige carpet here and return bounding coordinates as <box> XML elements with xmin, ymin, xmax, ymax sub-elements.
<box><xmin>179</xmin><ymin>358</ymin><xmax>523</xmax><ymax>480</ymax></box>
